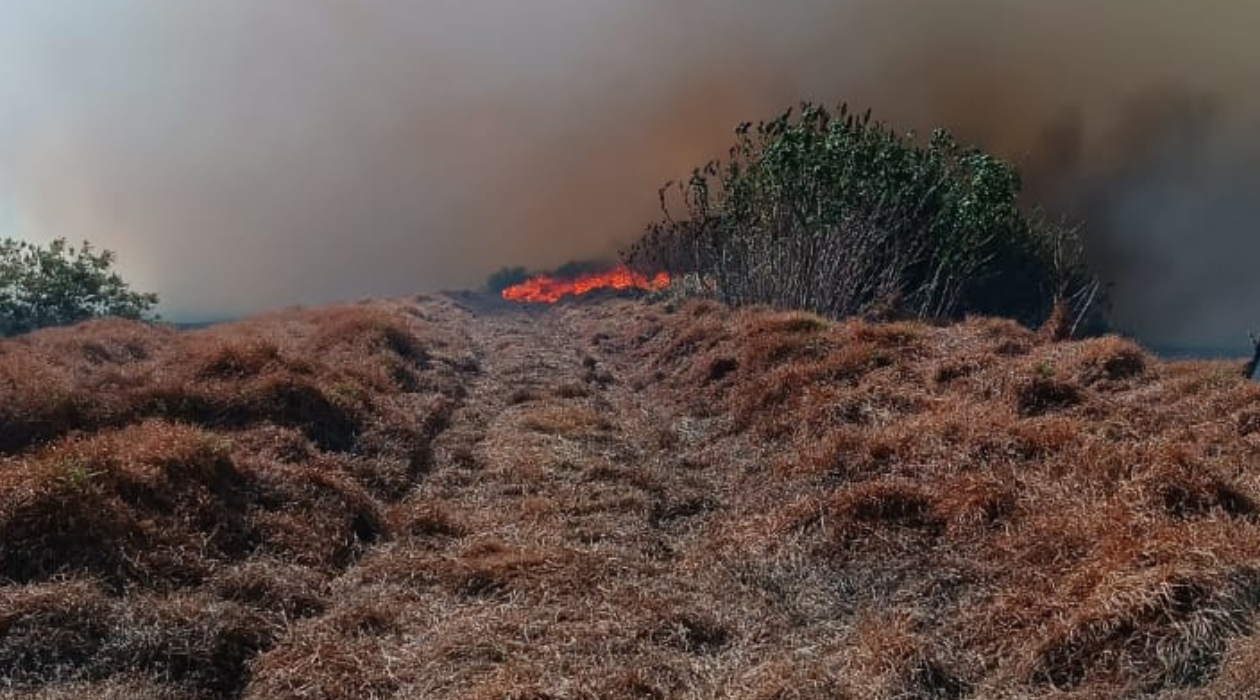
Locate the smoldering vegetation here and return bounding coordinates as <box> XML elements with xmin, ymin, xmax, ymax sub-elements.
<box><xmin>4</xmin><ymin>1</ymin><xmax>1260</xmax><ymax>346</ymax></box>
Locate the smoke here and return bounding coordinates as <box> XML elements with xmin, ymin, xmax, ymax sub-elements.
<box><xmin>2</xmin><ymin>1</ymin><xmax>1258</xmax><ymax>346</ymax></box>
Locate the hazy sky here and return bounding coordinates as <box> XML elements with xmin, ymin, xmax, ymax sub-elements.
<box><xmin>2</xmin><ymin>1</ymin><xmax>1259</xmax><ymax>346</ymax></box>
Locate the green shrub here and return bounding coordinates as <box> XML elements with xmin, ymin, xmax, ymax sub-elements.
<box><xmin>0</xmin><ymin>238</ymin><xmax>159</xmax><ymax>336</ymax></box>
<box><xmin>625</xmin><ymin>103</ymin><xmax>1101</xmax><ymax>331</ymax></box>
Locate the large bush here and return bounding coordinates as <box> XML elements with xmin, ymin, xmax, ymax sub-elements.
<box><xmin>625</xmin><ymin>103</ymin><xmax>1100</xmax><ymax>330</ymax></box>
<box><xmin>0</xmin><ymin>237</ymin><xmax>159</xmax><ymax>336</ymax></box>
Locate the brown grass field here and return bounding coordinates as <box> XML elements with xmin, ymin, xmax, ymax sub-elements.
<box><xmin>2</xmin><ymin>293</ymin><xmax>1260</xmax><ymax>699</ymax></box>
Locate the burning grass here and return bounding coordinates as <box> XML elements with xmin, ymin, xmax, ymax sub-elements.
<box><xmin>4</xmin><ymin>294</ymin><xmax>1260</xmax><ymax>698</ymax></box>
<box><xmin>500</xmin><ymin>265</ymin><xmax>670</xmax><ymax>304</ymax></box>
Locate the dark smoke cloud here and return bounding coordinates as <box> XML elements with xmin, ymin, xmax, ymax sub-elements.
<box><xmin>2</xmin><ymin>1</ymin><xmax>1258</xmax><ymax>347</ymax></box>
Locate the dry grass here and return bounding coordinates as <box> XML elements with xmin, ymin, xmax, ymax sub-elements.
<box><xmin>0</xmin><ymin>297</ymin><xmax>474</xmax><ymax>698</ymax></box>
<box><xmin>4</xmin><ymin>294</ymin><xmax>1260</xmax><ymax>698</ymax></box>
<box><xmin>613</xmin><ymin>299</ymin><xmax>1260</xmax><ymax>698</ymax></box>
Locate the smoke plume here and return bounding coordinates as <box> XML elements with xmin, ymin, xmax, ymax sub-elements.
<box><xmin>2</xmin><ymin>1</ymin><xmax>1258</xmax><ymax>347</ymax></box>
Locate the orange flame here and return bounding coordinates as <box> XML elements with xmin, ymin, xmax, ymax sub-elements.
<box><xmin>502</xmin><ymin>265</ymin><xmax>671</xmax><ymax>303</ymax></box>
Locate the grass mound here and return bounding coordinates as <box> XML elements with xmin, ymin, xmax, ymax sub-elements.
<box><xmin>615</xmin><ymin>299</ymin><xmax>1260</xmax><ymax>697</ymax></box>
<box><xmin>0</xmin><ymin>298</ymin><xmax>475</xmax><ymax>697</ymax></box>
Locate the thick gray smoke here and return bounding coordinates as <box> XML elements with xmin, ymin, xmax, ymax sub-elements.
<box><xmin>1</xmin><ymin>1</ymin><xmax>1258</xmax><ymax>347</ymax></box>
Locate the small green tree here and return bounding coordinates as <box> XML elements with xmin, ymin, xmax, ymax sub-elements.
<box><xmin>0</xmin><ymin>238</ymin><xmax>159</xmax><ymax>336</ymax></box>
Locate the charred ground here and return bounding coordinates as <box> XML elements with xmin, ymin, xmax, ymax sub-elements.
<box><xmin>2</xmin><ymin>295</ymin><xmax>1260</xmax><ymax>699</ymax></box>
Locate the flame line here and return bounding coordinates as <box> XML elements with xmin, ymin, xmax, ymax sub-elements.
<box><xmin>502</xmin><ymin>265</ymin><xmax>670</xmax><ymax>303</ymax></box>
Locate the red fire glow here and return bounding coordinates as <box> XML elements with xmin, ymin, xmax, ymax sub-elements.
<box><xmin>502</xmin><ymin>265</ymin><xmax>671</xmax><ymax>303</ymax></box>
